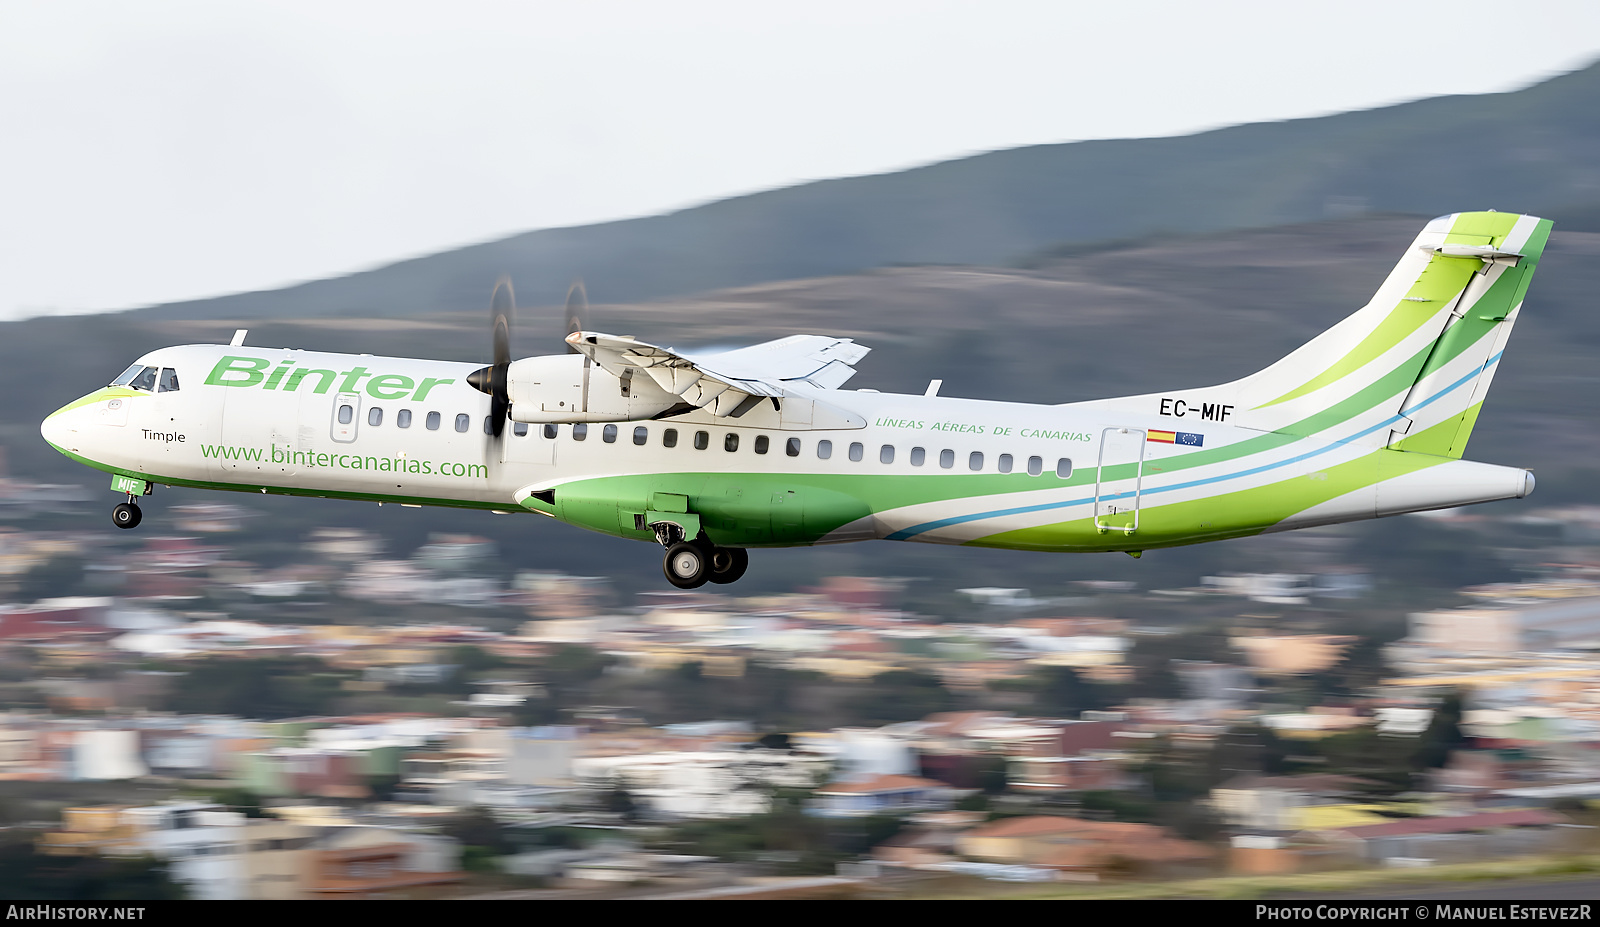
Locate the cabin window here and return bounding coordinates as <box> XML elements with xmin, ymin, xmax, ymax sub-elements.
<box><xmin>130</xmin><ymin>366</ymin><xmax>158</xmax><ymax>392</ymax></box>
<box><xmin>785</xmin><ymin>437</ymin><xmax>801</xmax><ymax>457</ymax></box>
<box><xmin>910</xmin><ymin>447</ymin><xmax>926</xmax><ymax>467</ymax></box>
<box><xmin>454</xmin><ymin>413</ymin><xmax>470</xmax><ymax>433</ymax></box>
<box><xmin>969</xmin><ymin>452</ymin><xmax>984</xmax><ymax>471</ymax></box>
<box><xmin>338</xmin><ymin>404</ymin><xmax>354</xmax><ymax>425</ymax></box>
<box><xmin>880</xmin><ymin>445</ymin><xmax>894</xmax><ymax>464</ymax></box>
<box><xmin>634</xmin><ymin>426</ymin><xmax>648</xmax><ymax>446</ymax></box>
<box><xmin>724</xmin><ymin>433</ymin><xmax>739</xmax><ymax>452</ymax></box>
<box><xmin>754</xmin><ymin>435</ymin><xmax>770</xmax><ymax>455</ymax></box>
<box><xmin>849</xmin><ymin>442</ymin><xmax>864</xmax><ymax>462</ymax></box>
<box><xmin>484</xmin><ymin>416</ymin><xmax>496</xmax><ymax>435</ymax></box>
<box><xmin>514</xmin><ymin>422</ymin><xmax>528</xmax><ymax>437</ymax></box>
<box><xmin>1027</xmin><ymin>455</ymin><xmax>1043</xmax><ymax>476</ymax></box>
<box><xmin>1056</xmin><ymin>458</ymin><xmax>1073</xmax><ymax>479</ymax></box>
<box><xmin>939</xmin><ymin>449</ymin><xmax>954</xmax><ymax>469</ymax></box>
<box><xmin>694</xmin><ymin>431</ymin><xmax>709</xmax><ymax>450</ymax></box>
<box><xmin>426</xmin><ymin>411</ymin><xmax>441</xmax><ymax>431</ymax></box>
<box><xmin>368</xmin><ymin>407</ymin><xmax>383</xmax><ymax>427</ymax></box>
<box><xmin>573</xmin><ymin>423</ymin><xmax>588</xmax><ymax>441</ymax></box>
<box><xmin>817</xmin><ymin>440</ymin><xmax>833</xmax><ymax>460</ymax></box>
<box><xmin>663</xmin><ymin>428</ymin><xmax>678</xmax><ymax>448</ymax></box>
<box><xmin>544</xmin><ymin>423</ymin><xmax>558</xmax><ymax>439</ymax></box>
<box><xmin>998</xmin><ymin>453</ymin><xmax>1013</xmax><ymax>473</ymax></box>
<box><xmin>397</xmin><ymin>409</ymin><xmax>413</xmax><ymax>429</ymax></box>
<box><xmin>603</xmin><ymin>424</ymin><xmax>618</xmax><ymax>444</ymax></box>
<box><xmin>159</xmin><ymin>368</ymin><xmax>180</xmax><ymax>392</ymax></box>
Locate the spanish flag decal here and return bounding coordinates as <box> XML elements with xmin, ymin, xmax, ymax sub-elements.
<box><xmin>1148</xmin><ymin>430</ymin><xmax>1203</xmax><ymax>447</ymax></box>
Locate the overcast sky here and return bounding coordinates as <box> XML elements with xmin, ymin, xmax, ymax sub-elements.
<box><xmin>5</xmin><ymin>1</ymin><xmax>1600</xmax><ymax>321</ymax></box>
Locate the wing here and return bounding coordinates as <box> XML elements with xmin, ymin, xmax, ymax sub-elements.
<box><xmin>565</xmin><ymin>331</ymin><xmax>870</xmax><ymax>417</ymax></box>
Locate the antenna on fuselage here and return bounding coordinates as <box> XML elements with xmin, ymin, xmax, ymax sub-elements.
<box><xmin>230</xmin><ymin>330</ymin><xmax>248</xmax><ymax>347</ymax></box>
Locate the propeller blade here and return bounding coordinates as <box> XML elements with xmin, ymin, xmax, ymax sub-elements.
<box><xmin>565</xmin><ymin>280</ymin><xmax>588</xmax><ymax>355</ymax></box>
<box><xmin>491</xmin><ymin>277</ymin><xmax>515</xmax><ymax>369</ymax></box>
<box><xmin>469</xmin><ymin>277</ymin><xmax>516</xmax><ymax>438</ymax></box>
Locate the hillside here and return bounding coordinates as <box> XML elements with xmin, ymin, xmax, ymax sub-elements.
<box><xmin>131</xmin><ymin>61</ymin><xmax>1600</xmax><ymax>323</ymax></box>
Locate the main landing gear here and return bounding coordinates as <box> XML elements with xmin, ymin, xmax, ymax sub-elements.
<box><xmin>112</xmin><ymin>500</ymin><xmax>142</xmax><ymax>529</ymax></box>
<box><xmin>661</xmin><ymin>539</ymin><xmax>749</xmax><ymax>589</ymax></box>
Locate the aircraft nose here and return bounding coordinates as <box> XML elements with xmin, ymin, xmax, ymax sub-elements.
<box><xmin>40</xmin><ymin>408</ymin><xmax>67</xmax><ymax>449</ymax></box>
<box><xmin>41</xmin><ymin>397</ymin><xmax>87</xmax><ymax>452</ymax></box>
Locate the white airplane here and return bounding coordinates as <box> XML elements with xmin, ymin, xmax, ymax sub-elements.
<box><xmin>41</xmin><ymin>211</ymin><xmax>1548</xmax><ymax>589</ymax></box>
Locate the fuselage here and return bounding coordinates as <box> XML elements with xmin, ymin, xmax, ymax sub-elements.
<box><xmin>40</xmin><ymin>342</ymin><xmax>1534</xmax><ymax>554</ymax></box>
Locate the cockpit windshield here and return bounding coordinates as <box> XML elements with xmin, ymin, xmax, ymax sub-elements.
<box><xmin>110</xmin><ymin>364</ymin><xmax>176</xmax><ymax>392</ymax></box>
<box><xmin>111</xmin><ymin>364</ymin><xmax>144</xmax><ymax>387</ymax></box>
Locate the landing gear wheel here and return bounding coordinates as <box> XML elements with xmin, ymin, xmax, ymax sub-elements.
<box><xmin>112</xmin><ymin>502</ymin><xmax>142</xmax><ymax>530</ymax></box>
<box><xmin>663</xmin><ymin>541</ymin><xmax>709</xmax><ymax>589</ymax></box>
<box><xmin>707</xmin><ymin>547</ymin><xmax>749</xmax><ymax>585</ymax></box>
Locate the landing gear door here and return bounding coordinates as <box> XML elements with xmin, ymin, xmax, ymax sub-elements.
<box><xmin>1094</xmin><ymin>427</ymin><xmax>1146</xmax><ymax>535</ymax></box>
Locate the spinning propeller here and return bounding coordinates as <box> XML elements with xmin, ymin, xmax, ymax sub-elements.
<box><xmin>565</xmin><ymin>280</ymin><xmax>589</xmax><ymax>354</ymax></box>
<box><xmin>466</xmin><ymin>277</ymin><xmax>516</xmax><ymax>438</ymax></box>
<box><xmin>467</xmin><ymin>277</ymin><xmax>593</xmax><ymax>436</ymax></box>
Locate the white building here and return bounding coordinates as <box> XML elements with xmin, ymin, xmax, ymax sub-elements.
<box><xmin>574</xmin><ymin>748</ymin><xmax>829</xmax><ymax>818</ymax></box>
<box><xmin>121</xmin><ymin>802</ymin><xmax>249</xmax><ymax>900</ymax></box>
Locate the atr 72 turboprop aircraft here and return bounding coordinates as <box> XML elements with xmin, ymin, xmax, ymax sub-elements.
<box><xmin>41</xmin><ymin>211</ymin><xmax>1549</xmax><ymax>588</ymax></box>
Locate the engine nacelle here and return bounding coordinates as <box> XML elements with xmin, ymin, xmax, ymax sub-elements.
<box><xmin>506</xmin><ymin>354</ymin><xmax>683</xmax><ymax>423</ymax></box>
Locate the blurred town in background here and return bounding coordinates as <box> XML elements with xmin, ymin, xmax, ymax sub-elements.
<box><xmin>1</xmin><ymin>452</ymin><xmax>1598</xmax><ymax>901</ymax></box>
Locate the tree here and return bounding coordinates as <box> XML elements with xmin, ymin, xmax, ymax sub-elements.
<box><xmin>440</xmin><ymin>808</ymin><xmax>513</xmax><ymax>862</ymax></box>
<box><xmin>1314</xmin><ymin>727</ymin><xmax>1413</xmax><ymax>794</ymax></box>
<box><xmin>600</xmin><ymin>785</ymin><xmax>640</xmax><ymax>822</ymax></box>
<box><xmin>843</xmin><ymin>670</ymin><xmax>953</xmax><ymax>726</ymax></box>
<box><xmin>1413</xmin><ymin>690</ymin><xmax>1467</xmax><ymax>771</ymax></box>
<box><xmin>0</xmin><ymin>841</ymin><xmax>184</xmax><ymax>900</ymax></box>
<box><xmin>163</xmin><ymin>656</ymin><xmax>350</xmax><ymax>719</ymax></box>
<box><xmin>1124</xmin><ymin>630</ymin><xmax>1234</xmax><ymax>701</ymax></box>
<box><xmin>207</xmin><ymin>788</ymin><xmax>268</xmax><ymax>819</ymax></box>
<box><xmin>15</xmin><ymin>555</ymin><xmax>88</xmax><ymax>602</ymax></box>
<box><xmin>974</xmin><ymin>754</ymin><xmax>1009</xmax><ymax>795</ymax></box>
<box><xmin>1034</xmin><ymin>666</ymin><xmax>1117</xmax><ymax>717</ymax></box>
<box><xmin>757</xmin><ymin>732</ymin><xmax>792</xmax><ymax>751</ymax></box>
<box><xmin>539</xmin><ymin>644</ymin><xmax>614</xmax><ymax>709</ymax></box>
<box><xmin>450</xmin><ymin>644</ymin><xmax>503</xmax><ymax>675</ymax></box>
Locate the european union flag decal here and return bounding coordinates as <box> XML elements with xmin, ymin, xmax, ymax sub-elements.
<box><xmin>1148</xmin><ymin>430</ymin><xmax>1204</xmax><ymax>447</ymax></box>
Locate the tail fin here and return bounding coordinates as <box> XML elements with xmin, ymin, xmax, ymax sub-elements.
<box><xmin>1213</xmin><ymin>212</ymin><xmax>1551</xmax><ymax>457</ymax></box>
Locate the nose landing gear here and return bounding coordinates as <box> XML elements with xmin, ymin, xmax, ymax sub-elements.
<box><xmin>112</xmin><ymin>500</ymin><xmax>142</xmax><ymax>529</ymax></box>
